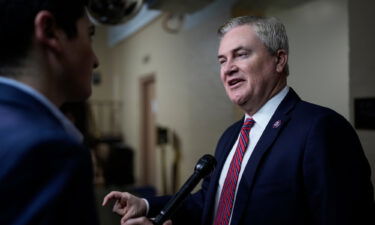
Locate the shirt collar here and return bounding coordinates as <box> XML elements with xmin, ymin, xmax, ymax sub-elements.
<box><xmin>0</xmin><ymin>77</ymin><xmax>83</xmax><ymax>143</ymax></box>
<box><xmin>245</xmin><ymin>86</ymin><xmax>289</xmax><ymax>129</ymax></box>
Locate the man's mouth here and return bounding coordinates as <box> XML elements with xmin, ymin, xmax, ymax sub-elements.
<box><xmin>228</xmin><ymin>78</ymin><xmax>244</xmax><ymax>87</ymax></box>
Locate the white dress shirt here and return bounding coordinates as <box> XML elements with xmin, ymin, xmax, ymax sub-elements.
<box><xmin>213</xmin><ymin>86</ymin><xmax>289</xmax><ymax>224</ymax></box>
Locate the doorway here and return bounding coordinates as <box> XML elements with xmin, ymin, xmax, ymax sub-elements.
<box><xmin>140</xmin><ymin>75</ymin><xmax>157</xmax><ymax>187</ymax></box>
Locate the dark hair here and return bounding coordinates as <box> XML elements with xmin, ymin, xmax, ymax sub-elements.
<box><xmin>0</xmin><ymin>0</ymin><xmax>88</xmax><ymax>68</ymax></box>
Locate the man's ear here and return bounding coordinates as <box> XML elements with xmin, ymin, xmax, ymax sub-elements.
<box><xmin>34</xmin><ymin>10</ymin><xmax>63</xmax><ymax>52</ymax></box>
<box><xmin>275</xmin><ymin>49</ymin><xmax>288</xmax><ymax>73</ymax></box>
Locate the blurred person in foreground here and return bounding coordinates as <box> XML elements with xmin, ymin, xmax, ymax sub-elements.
<box><xmin>0</xmin><ymin>1</ymin><xmax>172</xmax><ymax>224</ymax></box>
<box><xmin>0</xmin><ymin>0</ymin><xmax>99</xmax><ymax>224</ymax></box>
<box><xmin>103</xmin><ymin>16</ymin><xmax>375</xmax><ymax>225</ymax></box>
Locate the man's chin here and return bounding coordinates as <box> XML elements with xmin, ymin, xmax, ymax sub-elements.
<box><xmin>230</xmin><ymin>96</ymin><xmax>246</xmax><ymax>106</ymax></box>
<box><xmin>232</xmin><ymin>99</ymin><xmax>246</xmax><ymax>108</ymax></box>
<box><xmin>231</xmin><ymin>98</ymin><xmax>253</xmax><ymax>114</ymax></box>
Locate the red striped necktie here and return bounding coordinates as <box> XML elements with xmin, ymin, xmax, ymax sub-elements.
<box><xmin>213</xmin><ymin>118</ymin><xmax>255</xmax><ymax>225</ymax></box>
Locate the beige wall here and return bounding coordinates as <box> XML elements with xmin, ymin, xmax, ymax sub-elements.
<box><xmin>92</xmin><ymin>0</ymin><xmax>237</xmax><ymax>192</ymax></box>
<box><xmin>269</xmin><ymin>0</ymin><xmax>350</xmax><ymax>119</ymax></box>
<box><xmin>92</xmin><ymin>25</ymin><xmax>115</xmax><ymax>101</ymax></box>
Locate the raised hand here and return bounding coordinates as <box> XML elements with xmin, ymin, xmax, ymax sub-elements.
<box><xmin>102</xmin><ymin>191</ymin><xmax>148</xmax><ymax>221</ymax></box>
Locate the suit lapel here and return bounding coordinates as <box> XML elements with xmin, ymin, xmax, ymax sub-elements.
<box><xmin>230</xmin><ymin>88</ymin><xmax>300</xmax><ymax>225</ymax></box>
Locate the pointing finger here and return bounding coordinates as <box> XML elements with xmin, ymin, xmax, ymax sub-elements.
<box><xmin>102</xmin><ymin>191</ymin><xmax>125</xmax><ymax>206</ymax></box>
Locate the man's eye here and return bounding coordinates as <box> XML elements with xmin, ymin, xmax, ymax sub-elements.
<box><xmin>237</xmin><ymin>52</ymin><xmax>248</xmax><ymax>57</ymax></box>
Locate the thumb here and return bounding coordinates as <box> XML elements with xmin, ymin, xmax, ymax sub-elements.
<box><xmin>164</xmin><ymin>220</ymin><xmax>172</xmax><ymax>225</ymax></box>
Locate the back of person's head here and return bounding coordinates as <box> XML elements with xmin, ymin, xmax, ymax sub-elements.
<box><xmin>218</xmin><ymin>16</ymin><xmax>289</xmax><ymax>75</ymax></box>
<box><xmin>0</xmin><ymin>0</ymin><xmax>88</xmax><ymax>69</ymax></box>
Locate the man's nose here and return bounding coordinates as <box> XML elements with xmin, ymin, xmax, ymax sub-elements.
<box><xmin>223</xmin><ymin>60</ymin><xmax>238</xmax><ymax>76</ymax></box>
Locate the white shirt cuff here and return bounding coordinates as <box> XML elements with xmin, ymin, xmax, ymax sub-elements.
<box><xmin>142</xmin><ymin>198</ymin><xmax>150</xmax><ymax>215</ymax></box>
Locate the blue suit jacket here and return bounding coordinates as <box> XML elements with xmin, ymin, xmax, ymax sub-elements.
<box><xmin>0</xmin><ymin>83</ymin><xmax>98</xmax><ymax>225</ymax></box>
<box><xmin>148</xmin><ymin>88</ymin><xmax>375</xmax><ymax>225</ymax></box>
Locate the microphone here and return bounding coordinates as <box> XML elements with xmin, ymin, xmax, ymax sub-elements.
<box><xmin>151</xmin><ymin>154</ymin><xmax>216</xmax><ymax>225</ymax></box>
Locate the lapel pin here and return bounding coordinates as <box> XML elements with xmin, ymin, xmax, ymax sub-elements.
<box><xmin>273</xmin><ymin>120</ymin><xmax>281</xmax><ymax>128</ymax></box>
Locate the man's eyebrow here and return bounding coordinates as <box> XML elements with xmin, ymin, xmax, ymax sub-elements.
<box><xmin>233</xmin><ymin>46</ymin><xmax>247</xmax><ymax>52</ymax></box>
<box><xmin>217</xmin><ymin>46</ymin><xmax>247</xmax><ymax>59</ymax></box>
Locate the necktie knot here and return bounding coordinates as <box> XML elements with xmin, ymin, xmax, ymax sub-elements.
<box><xmin>242</xmin><ymin>118</ymin><xmax>255</xmax><ymax>130</ymax></box>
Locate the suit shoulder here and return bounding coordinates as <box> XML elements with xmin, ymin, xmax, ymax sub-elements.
<box><xmin>0</xmin><ymin>108</ymin><xmax>83</xmax><ymax>157</ymax></box>
<box><xmin>295</xmin><ymin>100</ymin><xmax>348</xmax><ymax>122</ymax></box>
<box><xmin>291</xmin><ymin>100</ymin><xmax>358</xmax><ymax>141</ymax></box>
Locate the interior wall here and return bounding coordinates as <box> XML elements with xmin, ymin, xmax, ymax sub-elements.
<box><xmin>268</xmin><ymin>0</ymin><xmax>349</xmax><ymax>119</ymax></box>
<box><xmin>349</xmin><ymin>0</ymin><xmax>375</xmax><ymax>186</ymax></box>
<box><xmin>92</xmin><ymin>0</ymin><xmax>375</xmax><ymax>192</ymax></box>
<box><xmin>92</xmin><ymin>25</ymin><xmax>115</xmax><ymax>101</ymax></box>
<box><xmin>91</xmin><ymin>26</ymin><xmax>121</xmax><ymax>137</ymax></box>
<box><xmin>93</xmin><ymin>0</ymin><xmax>237</xmax><ymax>192</ymax></box>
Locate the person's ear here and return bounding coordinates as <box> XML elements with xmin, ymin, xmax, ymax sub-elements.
<box><xmin>34</xmin><ymin>10</ymin><xmax>63</xmax><ymax>52</ymax></box>
<box><xmin>275</xmin><ymin>49</ymin><xmax>288</xmax><ymax>73</ymax></box>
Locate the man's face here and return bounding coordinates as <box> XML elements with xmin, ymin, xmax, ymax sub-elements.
<box><xmin>58</xmin><ymin>15</ymin><xmax>99</xmax><ymax>102</ymax></box>
<box><xmin>218</xmin><ymin>25</ymin><xmax>283</xmax><ymax>114</ymax></box>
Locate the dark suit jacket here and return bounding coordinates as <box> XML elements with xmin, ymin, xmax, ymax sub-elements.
<box><xmin>0</xmin><ymin>83</ymin><xmax>98</xmax><ymax>225</ymax></box>
<box><xmin>148</xmin><ymin>88</ymin><xmax>375</xmax><ymax>225</ymax></box>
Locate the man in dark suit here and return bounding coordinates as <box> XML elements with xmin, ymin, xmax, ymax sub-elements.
<box><xmin>0</xmin><ymin>0</ymin><xmax>100</xmax><ymax>224</ymax></box>
<box><xmin>103</xmin><ymin>16</ymin><xmax>375</xmax><ymax>225</ymax></box>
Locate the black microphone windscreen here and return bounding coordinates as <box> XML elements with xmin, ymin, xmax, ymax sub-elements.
<box><xmin>151</xmin><ymin>154</ymin><xmax>216</xmax><ymax>225</ymax></box>
<box><xmin>194</xmin><ymin>154</ymin><xmax>217</xmax><ymax>177</ymax></box>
